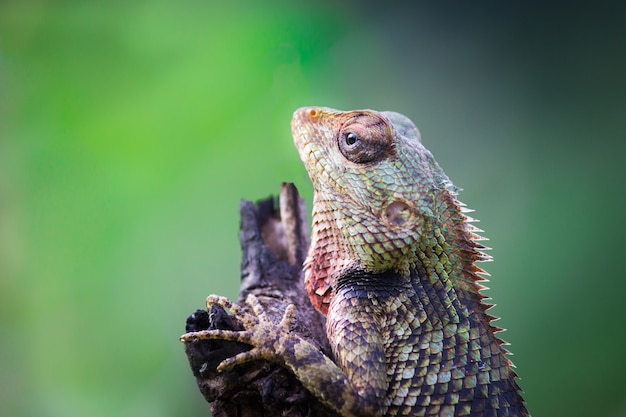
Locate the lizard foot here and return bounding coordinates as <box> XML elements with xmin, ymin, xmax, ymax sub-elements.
<box><xmin>180</xmin><ymin>294</ymin><xmax>296</xmax><ymax>372</ymax></box>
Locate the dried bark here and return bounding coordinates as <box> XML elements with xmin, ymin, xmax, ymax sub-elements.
<box><xmin>182</xmin><ymin>183</ymin><xmax>339</xmax><ymax>417</ymax></box>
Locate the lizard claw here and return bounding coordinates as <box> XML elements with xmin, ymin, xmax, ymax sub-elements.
<box><xmin>242</xmin><ymin>293</ymin><xmax>296</xmax><ymax>332</ymax></box>
<box><xmin>280</xmin><ymin>303</ymin><xmax>296</xmax><ymax>333</ymax></box>
<box><xmin>206</xmin><ymin>294</ymin><xmax>258</xmax><ymax>326</ymax></box>
<box><xmin>181</xmin><ymin>294</ymin><xmax>298</xmax><ymax>372</ymax></box>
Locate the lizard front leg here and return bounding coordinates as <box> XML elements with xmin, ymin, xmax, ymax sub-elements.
<box><xmin>181</xmin><ymin>294</ymin><xmax>386</xmax><ymax>417</ymax></box>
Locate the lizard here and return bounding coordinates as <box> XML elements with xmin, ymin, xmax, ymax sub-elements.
<box><xmin>181</xmin><ymin>107</ymin><xmax>529</xmax><ymax>417</ymax></box>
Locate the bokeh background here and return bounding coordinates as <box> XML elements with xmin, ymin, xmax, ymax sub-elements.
<box><xmin>1</xmin><ymin>1</ymin><xmax>625</xmax><ymax>416</ymax></box>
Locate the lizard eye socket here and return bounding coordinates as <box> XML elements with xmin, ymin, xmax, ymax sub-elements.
<box><xmin>338</xmin><ymin>114</ymin><xmax>394</xmax><ymax>164</ymax></box>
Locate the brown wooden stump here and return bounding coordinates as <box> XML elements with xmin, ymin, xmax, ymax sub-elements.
<box><xmin>182</xmin><ymin>183</ymin><xmax>339</xmax><ymax>417</ymax></box>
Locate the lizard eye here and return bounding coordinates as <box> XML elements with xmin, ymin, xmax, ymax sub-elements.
<box><xmin>338</xmin><ymin>114</ymin><xmax>394</xmax><ymax>164</ymax></box>
<box><xmin>344</xmin><ymin>132</ymin><xmax>359</xmax><ymax>147</ymax></box>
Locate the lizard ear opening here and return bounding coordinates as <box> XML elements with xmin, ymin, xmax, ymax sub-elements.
<box><xmin>382</xmin><ymin>199</ymin><xmax>417</xmax><ymax>229</ymax></box>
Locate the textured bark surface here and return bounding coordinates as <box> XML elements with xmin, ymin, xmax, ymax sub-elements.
<box><xmin>182</xmin><ymin>183</ymin><xmax>339</xmax><ymax>417</ymax></box>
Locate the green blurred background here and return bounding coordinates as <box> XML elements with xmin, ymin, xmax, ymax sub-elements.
<box><xmin>1</xmin><ymin>1</ymin><xmax>624</xmax><ymax>416</ymax></box>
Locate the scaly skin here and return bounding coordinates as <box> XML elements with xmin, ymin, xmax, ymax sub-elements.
<box><xmin>181</xmin><ymin>107</ymin><xmax>529</xmax><ymax>416</ymax></box>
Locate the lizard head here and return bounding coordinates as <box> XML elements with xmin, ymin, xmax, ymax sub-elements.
<box><xmin>291</xmin><ymin>107</ymin><xmax>458</xmax><ymax>312</ymax></box>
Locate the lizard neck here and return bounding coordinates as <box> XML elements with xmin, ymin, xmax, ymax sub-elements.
<box><xmin>304</xmin><ymin>196</ymin><xmax>354</xmax><ymax>315</ymax></box>
<box><xmin>405</xmin><ymin>189</ymin><xmax>526</xmax><ymax>405</ymax></box>
<box><xmin>304</xmin><ymin>186</ymin><xmax>492</xmax><ymax>319</ymax></box>
<box><xmin>408</xmin><ymin>187</ymin><xmax>496</xmax><ymax>330</ymax></box>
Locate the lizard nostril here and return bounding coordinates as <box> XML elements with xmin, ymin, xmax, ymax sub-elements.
<box><xmin>308</xmin><ymin>108</ymin><xmax>319</xmax><ymax>119</ymax></box>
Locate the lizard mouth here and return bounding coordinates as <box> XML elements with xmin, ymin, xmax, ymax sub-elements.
<box><xmin>290</xmin><ymin>107</ymin><xmax>316</xmax><ymax>155</ymax></box>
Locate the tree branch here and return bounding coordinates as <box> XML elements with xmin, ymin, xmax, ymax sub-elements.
<box><xmin>182</xmin><ymin>183</ymin><xmax>338</xmax><ymax>417</ymax></box>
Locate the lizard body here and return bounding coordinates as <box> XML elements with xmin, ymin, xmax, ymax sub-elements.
<box><xmin>182</xmin><ymin>107</ymin><xmax>528</xmax><ymax>416</ymax></box>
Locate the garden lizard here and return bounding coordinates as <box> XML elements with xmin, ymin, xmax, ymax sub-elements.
<box><xmin>181</xmin><ymin>107</ymin><xmax>528</xmax><ymax>416</ymax></box>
